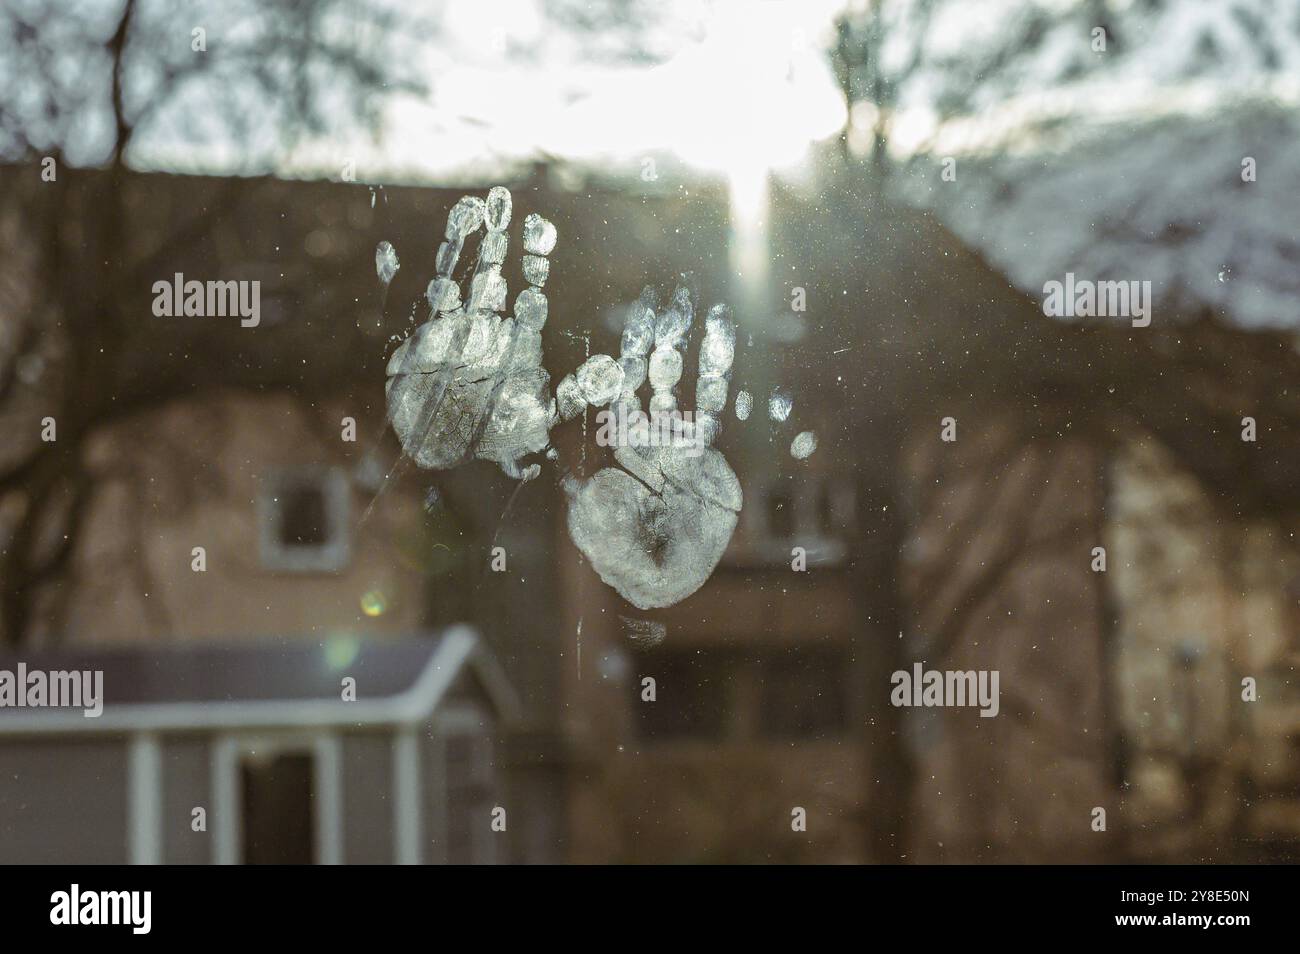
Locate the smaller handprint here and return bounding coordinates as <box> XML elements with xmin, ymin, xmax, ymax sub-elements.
<box><xmin>564</xmin><ymin>284</ymin><xmax>742</xmax><ymax>610</ymax></box>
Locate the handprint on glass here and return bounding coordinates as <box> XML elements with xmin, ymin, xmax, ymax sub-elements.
<box><xmin>385</xmin><ymin>186</ymin><xmax>743</xmax><ymax>609</ymax></box>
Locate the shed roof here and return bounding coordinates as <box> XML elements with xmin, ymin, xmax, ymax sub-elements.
<box><xmin>0</xmin><ymin>626</ymin><xmax>518</xmax><ymax>735</ymax></box>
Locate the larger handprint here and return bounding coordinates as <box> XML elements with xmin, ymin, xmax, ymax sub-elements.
<box><xmin>384</xmin><ymin>186</ymin><xmax>740</xmax><ymax>610</ymax></box>
<box><xmin>385</xmin><ymin>187</ymin><xmax>557</xmax><ymax>479</ymax></box>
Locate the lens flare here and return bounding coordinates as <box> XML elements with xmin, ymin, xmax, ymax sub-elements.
<box><xmin>360</xmin><ymin>590</ymin><xmax>388</xmax><ymax>617</ymax></box>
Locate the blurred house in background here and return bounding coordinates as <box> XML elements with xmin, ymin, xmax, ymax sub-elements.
<box><xmin>1</xmin><ymin>156</ymin><xmax>1298</xmax><ymax>865</ymax></box>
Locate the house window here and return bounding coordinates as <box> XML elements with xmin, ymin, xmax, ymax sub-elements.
<box><xmin>259</xmin><ymin>467</ymin><xmax>351</xmax><ymax>571</ymax></box>
<box><xmin>814</xmin><ymin>481</ymin><xmax>840</xmax><ymax>537</ymax></box>
<box><xmin>747</xmin><ymin>477</ymin><xmax>854</xmax><ymax>566</ymax></box>
<box><xmin>632</xmin><ymin>648</ymin><xmax>845</xmax><ymax>743</ymax></box>
<box><xmin>804</xmin><ymin>477</ymin><xmax>855</xmax><ymax>542</ymax></box>
<box><xmin>633</xmin><ymin>651</ymin><xmax>733</xmax><ymax>741</ymax></box>
<box><xmin>280</xmin><ymin>484</ymin><xmax>328</xmax><ymax>547</ymax></box>
<box><xmin>766</xmin><ymin>489</ymin><xmax>796</xmax><ymax>539</ymax></box>
<box><xmin>241</xmin><ymin>751</ymin><xmax>316</xmax><ymax>864</ymax></box>
<box><xmin>758</xmin><ymin>648</ymin><xmax>847</xmax><ymax>740</ymax></box>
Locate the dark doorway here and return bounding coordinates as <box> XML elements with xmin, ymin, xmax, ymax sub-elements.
<box><xmin>242</xmin><ymin>752</ymin><xmax>315</xmax><ymax>864</ymax></box>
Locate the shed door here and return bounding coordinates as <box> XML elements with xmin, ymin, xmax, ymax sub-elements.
<box><xmin>242</xmin><ymin>751</ymin><xmax>315</xmax><ymax>864</ymax></box>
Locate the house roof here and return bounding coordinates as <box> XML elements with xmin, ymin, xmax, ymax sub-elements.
<box><xmin>0</xmin><ymin>626</ymin><xmax>518</xmax><ymax>735</ymax></box>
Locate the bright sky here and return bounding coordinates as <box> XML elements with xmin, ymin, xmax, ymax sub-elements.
<box><xmin>71</xmin><ymin>0</ymin><xmax>1300</xmax><ymax>186</ymax></box>
<box><xmin>312</xmin><ymin>0</ymin><xmax>849</xmax><ymax>186</ymax></box>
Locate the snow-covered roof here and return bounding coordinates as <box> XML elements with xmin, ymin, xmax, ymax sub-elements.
<box><xmin>897</xmin><ymin>105</ymin><xmax>1300</xmax><ymax>331</ymax></box>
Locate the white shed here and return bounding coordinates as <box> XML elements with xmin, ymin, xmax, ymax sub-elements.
<box><xmin>0</xmin><ymin>627</ymin><xmax>518</xmax><ymax>864</ymax></box>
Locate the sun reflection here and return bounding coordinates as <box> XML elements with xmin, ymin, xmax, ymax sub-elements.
<box><xmin>727</xmin><ymin>160</ymin><xmax>770</xmax><ymax>301</ymax></box>
<box><xmin>544</xmin><ymin>1</ymin><xmax>845</xmax><ymax>178</ymax></box>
